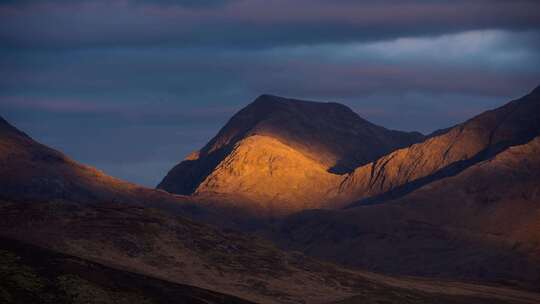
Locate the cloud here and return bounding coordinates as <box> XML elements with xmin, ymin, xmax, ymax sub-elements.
<box><xmin>1</xmin><ymin>0</ymin><xmax>539</xmax><ymax>186</ymax></box>
<box><xmin>1</xmin><ymin>0</ymin><xmax>539</xmax><ymax>49</ymax></box>
<box><xmin>2</xmin><ymin>29</ymin><xmax>538</xmax><ymax>105</ymax></box>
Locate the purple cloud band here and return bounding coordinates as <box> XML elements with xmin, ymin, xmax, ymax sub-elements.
<box><xmin>1</xmin><ymin>0</ymin><xmax>539</xmax><ymax>49</ymax></box>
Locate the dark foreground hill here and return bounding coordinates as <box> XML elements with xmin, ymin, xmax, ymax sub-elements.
<box><xmin>1</xmin><ymin>201</ymin><xmax>539</xmax><ymax>304</ymax></box>
<box><xmin>0</xmin><ymin>236</ymin><xmax>254</xmax><ymax>304</ymax></box>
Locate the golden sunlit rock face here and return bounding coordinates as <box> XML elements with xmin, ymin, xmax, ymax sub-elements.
<box><xmin>160</xmin><ymin>88</ymin><xmax>540</xmax><ymax>217</ymax></box>
<box><xmin>194</xmin><ymin>135</ymin><xmax>343</xmax><ymax>216</ymax></box>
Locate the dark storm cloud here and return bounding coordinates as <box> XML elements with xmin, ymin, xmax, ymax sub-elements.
<box><xmin>1</xmin><ymin>0</ymin><xmax>539</xmax><ymax>186</ymax></box>
<box><xmin>2</xmin><ymin>30</ymin><xmax>538</xmax><ymax>102</ymax></box>
<box><xmin>1</xmin><ymin>0</ymin><xmax>540</xmax><ymax>49</ymax></box>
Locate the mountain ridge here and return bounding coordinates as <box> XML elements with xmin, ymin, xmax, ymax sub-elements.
<box><xmin>159</xmin><ymin>87</ymin><xmax>539</xmax><ymax>217</ymax></box>
<box><xmin>336</xmin><ymin>85</ymin><xmax>540</xmax><ymax>205</ymax></box>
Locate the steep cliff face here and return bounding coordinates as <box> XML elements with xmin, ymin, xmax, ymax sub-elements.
<box><xmin>272</xmin><ymin>135</ymin><xmax>540</xmax><ymax>289</ymax></box>
<box><xmin>158</xmin><ymin>94</ymin><xmax>423</xmax><ymax>214</ymax></box>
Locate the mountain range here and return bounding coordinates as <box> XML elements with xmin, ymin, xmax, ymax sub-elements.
<box><xmin>159</xmin><ymin>87</ymin><xmax>540</xmax><ymax>217</ymax></box>
<box><xmin>1</xmin><ymin>85</ymin><xmax>540</xmax><ymax>303</ymax></box>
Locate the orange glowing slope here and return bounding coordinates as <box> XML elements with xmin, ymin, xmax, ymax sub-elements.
<box><xmin>338</xmin><ymin>85</ymin><xmax>540</xmax><ymax>205</ymax></box>
<box><xmin>159</xmin><ymin>87</ymin><xmax>540</xmax><ymax>216</ymax></box>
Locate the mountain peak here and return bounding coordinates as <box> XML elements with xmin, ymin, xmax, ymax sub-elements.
<box><xmin>198</xmin><ymin>94</ymin><xmax>401</xmax><ymax>163</ymax></box>
<box><xmin>249</xmin><ymin>94</ymin><xmax>358</xmax><ymax>114</ymax></box>
<box><xmin>158</xmin><ymin>95</ymin><xmax>424</xmax><ymax>209</ymax></box>
<box><xmin>252</xmin><ymin>93</ymin><xmax>283</xmax><ymax>102</ymax></box>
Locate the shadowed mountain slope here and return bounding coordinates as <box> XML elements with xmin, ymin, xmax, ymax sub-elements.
<box><xmin>0</xmin><ymin>116</ymin><xmax>138</xmax><ymax>203</ymax></box>
<box><xmin>0</xmin><ymin>116</ymin><xmax>218</xmax><ymax>222</ymax></box>
<box><xmin>158</xmin><ymin>95</ymin><xmax>423</xmax><ymax>214</ymax></box>
<box><xmin>271</xmin><ymin>135</ymin><xmax>540</xmax><ymax>290</ymax></box>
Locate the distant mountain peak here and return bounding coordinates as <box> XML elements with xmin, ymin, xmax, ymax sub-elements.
<box><xmin>158</xmin><ymin>95</ymin><xmax>424</xmax><ymax>214</ymax></box>
<box><xmin>249</xmin><ymin>94</ymin><xmax>362</xmax><ymax>115</ymax></box>
<box><xmin>252</xmin><ymin>94</ymin><xmax>352</xmax><ymax>109</ymax></box>
<box><xmin>238</xmin><ymin>94</ymin><xmax>359</xmax><ymax>125</ymax></box>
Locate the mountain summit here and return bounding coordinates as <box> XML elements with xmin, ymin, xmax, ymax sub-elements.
<box><xmin>158</xmin><ymin>94</ymin><xmax>423</xmax><ymax>215</ymax></box>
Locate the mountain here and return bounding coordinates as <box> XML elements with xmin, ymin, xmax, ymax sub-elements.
<box><xmin>3</xmin><ymin>85</ymin><xmax>540</xmax><ymax>302</ymax></box>
<box><xmin>0</xmin><ymin>115</ymin><xmax>135</xmax><ymax>203</ymax></box>
<box><xmin>271</xmin><ymin>134</ymin><xmax>540</xmax><ymax>290</ymax></box>
<box><xmin>335</xmin><ymin>85</ymin><xmax>540</xmax><ymax>205</ymax></box>
<box><xmin>0</xmin><ymin>115</ymin><xmax>218</xmax><ymax>222</ymax></box>
<box><xmin>158</xmin><ymin>94</ymin><xmax>423</xmax><ymax>216</ymax></box>
<box><xmin>159</xmin><ymin>88</ymin><xmax>539</xmax><ymax>217</ymax></box>
<box><xmin>2</xmin><ymin>115</ymin><xmax>539</xmax><ymax>303</ymax></box>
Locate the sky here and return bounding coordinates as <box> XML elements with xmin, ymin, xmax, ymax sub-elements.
<box><xmin>1</xmin><ymin>0</ymin><xmax>539</xmax><ymax>187</ymax></box>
